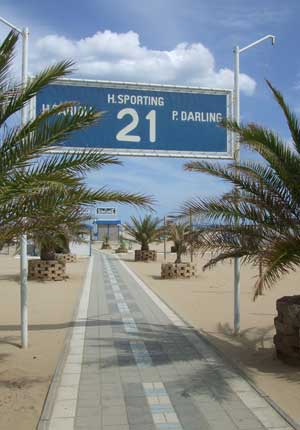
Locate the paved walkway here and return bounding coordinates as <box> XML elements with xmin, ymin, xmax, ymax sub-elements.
<box><xmin>39</xmin><ymin>251</ymin><xmax>295</xmax><ymax>430</ymax></box>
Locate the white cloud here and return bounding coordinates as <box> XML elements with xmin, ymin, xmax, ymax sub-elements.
<box><xmin>31</xmin><ymin>30</ymin><xmax>256</xmax><ymax>95</ymax></box>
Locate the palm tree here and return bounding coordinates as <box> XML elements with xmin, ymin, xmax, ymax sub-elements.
<box><xmin>0</xmin><ymin>31</ymin><xmax>152</xmax><ymax>244</ymax></box>
<box><xmin>27</xmin><ymin>204</ymin><xmax>87</xmax><ymax>260</ymax></box>
<box><xmin>166</xmin><ymin>222</ymin><xmax>190</xmax><ymax>263</ymax></box>
<box><xmin>182</xmin><ymin>80</ymin><xmax>300</xmax><ymax>298</ymax></box>
<box><xmin>124</xmin><ymin>214</ymin><xmax>161</xmax><ymax>251</ymax></box>
<box><xmin>116</xmin><ymin>233</ymin><xmax>128</xmax><ymax>253</ymax></box>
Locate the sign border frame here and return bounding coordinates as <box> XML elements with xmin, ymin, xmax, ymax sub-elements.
<box><xmin>37</xmin><ymin>77</ymin><xmax>234</xmax><ymax>159</ymax></box>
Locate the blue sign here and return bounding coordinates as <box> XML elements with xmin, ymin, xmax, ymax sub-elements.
<box><xmin>36</xmin><ymin>80</ymin><xmax>233</xmax><ymax>158</ymax></box>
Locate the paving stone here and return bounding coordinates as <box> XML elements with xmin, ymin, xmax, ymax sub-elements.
<box><xmin>101</xmin><ymin>391</ymin><xmax>124</xmax><ymax>403</ymax></box>
<box><xmin>100</xmin><ymin>396</ymin><xmax>126</xmax><ymax>407</ymax></box>
<box><xmin>76</xmin><ymin>407</ymin><xmax>101</xmax><ymax>417</ymax></box>
<box><xmin>251</xmin><ymin>407</ymin><xmax>289</xmax><ymax>428</ymax></box>
<box><xmin>126</xmin><ymin>397</ymin><xmax>149</xmax><ymax>408</ymax></box>
<box><xmin>76</xmin><ymin>396</ymin><xmax>100</xmax><ymax>408</ymax></box>
<box><xmin>52</xmin><ymin>399</ymin><xmax>77</xmax><ymax>418</ymax></box>
<box><xmin>78</xmin><ymin>386</ymin><xmax>101</xmax><ymax>395</ymax></box>
<box><xmin>75</xmin><ymin>426</ymin><xmax>101</xmax><ymax>430</ymax></box>
<box><xmin>127</xmin><ymin>405</ymin><xmax>154</xmax><ymax>425</ymax></box>
<box><xmin>102</xmin><ymin>412</ymin><xmax>128</xmax><ymax>426</ymax></box>
<box><xmin>56</xmin><ymin>386</ymin><xmax>78</xmax><ymax>401</ymax></box>
<box><xmin>102</xmin><ymin>405</ymin><xmax>127</xmax><ymax>416</ymax></box>
<box><xmin>130</xmin><ymin>424</ymin><xmax>156</xmax><ymax>430</ymax></box>
<box><xmin>48</xmin><ymin>417</ymin><xmax>74</xmax><ymax>430</ymax></box>
<box><xmin>102</xmin><ymin>426</ymin><xmax>129</xmax><ymax>430</ymax></box>
<box><xmin>123</xmin><ymin>382</ymin><xmax>145</xmax><ymax>398</ymax></box>
<box><xmin>75</xmin><ymin>416</ymin><xmax>102</xmax><ymax>428</ymax></box>
<box><xmin>209</xmin><ymin>420</ymin><xmax>239</xmax><ymax>430</ymax></box>
<box><xmin>237</xmin><ymin>391</ymin><xmax>269</xmax><ymax>409</ymax></box>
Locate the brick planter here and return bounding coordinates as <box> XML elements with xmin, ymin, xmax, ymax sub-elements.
<box><xmin>28</xmin><ymin>259</ymin><xmax>67</xmax><ymax>281</ymax></box>
<box><xmin>161</xmin><ymin>262</ymin><xmax>196</xmax><ymax>279</ymax></box>
<box><xmin>135</xmin><ymin>250</ymin><xmax>157</xmax><ymax>262</ymax></box>
<box><xmin>55</xmin><ymin>253</ymin><xmax>77</xmax><ymax>263</ymax></box>
<box><xmin>274</xmin><ymin>295</ymin><xmax>300</xmax><ymax>364</ymax></box>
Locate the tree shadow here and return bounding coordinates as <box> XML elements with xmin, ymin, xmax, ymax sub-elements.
<box><xmin>203</xmin><ymin>323</ymin><xmax>300</xmax><ymax>383</ymax></box>
<box><xmin>0</xmin><ymin>353</ymin><xmax>11</xmax><ymax>362</ymax></box>
<box><xmin>0</xmin><ymin>318</ymin><xmax>116</xmax><ymax>332</ymax></box>
<box><xmin>0</xmin><ymin>336</ymin><xmax>21</xmax><ymax>348</ymax></box>
<box><xmin>0</xmin><ymin>376</ymin><xmax>46</xmax><ymax>389</ymax></box>
<box><xmin>81</xmin><ymin>318</ymin><xmax>236</xmax><ymax>401</ymax></box>
<box><xmin>118</xmin><ymin>257</ymin><xmax>135</xmax><ymax>263</ymax></box>
<box><xmin>0</xmin><ymin>274</ymin><xmax>19</xmax><ymax>283</ymax></box>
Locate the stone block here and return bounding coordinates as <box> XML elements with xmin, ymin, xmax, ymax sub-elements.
<box><xmin>274</xmin><ymin>296</ymin><xmax>300</xmax><ymax>364</ymax></box>
<box><xmin>161</xmin><ymin>263</ymin><xmax>196</xmax><ymax>279</ymax></box>
<box><xmin>28</xmin><ymin>259</ymin><xmax>67</xmax><ymax>281</ymax></box>
<box><xmin>55</xmin><ymin>253</ymin><xmax>77</xmax><ymax>263</ymax></box>
<box><xmin>135</xmin><ymin>250</ymin><xmax>157</xmax><ymax>262</ymax></box>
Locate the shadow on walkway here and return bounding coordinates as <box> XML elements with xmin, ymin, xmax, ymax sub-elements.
<box><xmin>81</xmin><ymin>317</ymin><xmax>236</xmax><ymax>401</ymax></box>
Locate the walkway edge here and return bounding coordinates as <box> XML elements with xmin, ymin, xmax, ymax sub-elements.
<box><xmin>117</xmin><ymin>255</ymin><xmax>299</xmax><ymax>430</ymax></box>
<box><xmin>37</xmin><ymin>256</ymin><xmax>94</xmax><ymax>430</ymax></box>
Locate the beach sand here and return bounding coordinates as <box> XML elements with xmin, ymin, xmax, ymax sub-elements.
<box><xmin>121</xmin><ymin>246</ymin><xmax>300</xmax><ymax>424</ymax></box>
<box><xmin>0</xmin><ymin>252</ymin><xmax>88</xmax><ymax>430</ymax></box>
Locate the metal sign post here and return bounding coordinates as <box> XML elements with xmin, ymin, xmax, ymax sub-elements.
<box><xmin>189</xmin><ymin>209</ymin><xmax>193</xmax><ymax>263</ymax></box>
<box><xmin>20</xmin><ymin>27</ymin><xmax>29</xmax><ymax>349</ymax></box>
<box><xmin>164</xmin><ymin>216</ymin><xmax>167</xmax><ymax>261</ymax></box>
<box><xmin>0</xmin><ymin>17</ymin><xmax>29</xmax><ymax>348</ymax></box>
<box><xmin>233</xmin><ymin>35</ymin><xmax>275</xmax><ymax>335</ymax></box>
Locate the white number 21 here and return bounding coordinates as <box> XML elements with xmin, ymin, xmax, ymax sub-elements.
<box><xmin>116</xmin><ymin>108</ymin><xmax>156</xmax><ymax>143</ymax></box>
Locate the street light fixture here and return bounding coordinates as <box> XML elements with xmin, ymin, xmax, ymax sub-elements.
<box><xmin>233</xmin><ymin>34</ymin><xmax>275</xmax><ymax>335</ymax></box>
<box><xmin>0</xmin><ymin>16</ymin><xmax>29</xmax><ymax>348</ymax></box>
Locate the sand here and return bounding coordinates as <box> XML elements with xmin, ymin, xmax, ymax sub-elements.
<box><xmin>0</xmin><ymin>251</ymin><xmax>88</xmax><ymax>430</ymax></box>
<box><xmin>121</xmin><ymin>246</ymin><xmax>300</xmax><ymax>425</ymax></box>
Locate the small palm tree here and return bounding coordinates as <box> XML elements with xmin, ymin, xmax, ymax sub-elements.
<box><xmin>28</xmin><ymin>205</ymin><xmax>87</xmax><ymax>260</ymax></box>
<box><xmin>167</xmin><ymin>222</ymin><xmax>190</xmax><ymax>263</ymax></box>
<box><xmin>124</xmin><ymin>215</ymin><xmax>161</xmax><ymax>251</ymax></box>
<box><xmin>116</xmin><ymin>233</ymin><xmax>128</xmax><ymax>252</ymax></box>
<box><xmin>102</xmin><ymin>235</ymin><xmax>111</xmax><ymax>249</ymax></box>
<box><xmin>182</xmin><ymin>80</ymin><xmax>300</xmax><ymax>298</ymax></box>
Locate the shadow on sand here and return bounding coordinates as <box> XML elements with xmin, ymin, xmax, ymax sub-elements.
<box><xmin>202</xmin><ymin>322</ymin><xmax>300</xmax><ymax>383</ymax></box>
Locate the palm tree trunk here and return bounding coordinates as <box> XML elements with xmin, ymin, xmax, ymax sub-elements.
<box><xmin>141</xmin><ymin>243</ymin><xmax>149</xmax><ymax>251</ymax></box>
<box><xmin>257</xmin><ymin>259</ymin><xmax>263</xmax><ymax>295</ymax></box>
<box><xmin>175</xmin><ymin>248</ymin><xmax>182</xmax><ymax>264</ymax></box>
<box><xmin>40</xmin><ymin>245</ymin><xmax>56</xmax><ymax>261</ymax></box>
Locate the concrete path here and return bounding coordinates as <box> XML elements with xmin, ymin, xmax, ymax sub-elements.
<box><xmin>38</xmin><ymin>251</ymin><xmax>296</xmax><ymax>430</ymax></box>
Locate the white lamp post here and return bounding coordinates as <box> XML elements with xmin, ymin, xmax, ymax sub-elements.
<box><xmin>233</xmin><ymin>34</ymin><xmax>275</xmax><ymax>335</ymax></box>
<box><xmin>0</xmin><ymin>17</ymin><xmax>29</xmax><ymax>348</ymax></box>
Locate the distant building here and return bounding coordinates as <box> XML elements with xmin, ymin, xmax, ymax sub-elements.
<box><xmin>94</xmin><ymin>219</ymin><xmax>121</xmax><ymax>242</ymax></box>
<box><xmin>86</xmin><ymin>204</ymin><xmax>122</xmax><ymax>242</ymax></box>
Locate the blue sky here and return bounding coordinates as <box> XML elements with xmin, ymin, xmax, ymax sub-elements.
<box><xmin>1</xmin><ymin>0</ymin><xmax>299</xmax><ymax>221</ymax></box>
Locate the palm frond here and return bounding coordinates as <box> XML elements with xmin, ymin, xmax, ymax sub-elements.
<box><xmin>266</xmin><ymin>80</ymin><xmax>300</xmax><ymax>153</ymax></box>
<box><xmin>253</xmin><ymin>236</ymin><xmax>300</xmax><ymax>299</ymax></box>
<box><xmin>27</xmin><ymin>150</ymin><xmax>121</xmax><ymax>178</ymax></box>
<box><xmin>0</xmin><ymin>36</ymin><xmax>153</xmax><ymax>245</ymax></box>
<box><xmin>182</xmin><ymin>81</ymin><xmax>300</xmax><ymax>295</ymax></box>
<box><xmin>0</xmin><ymin>108</ymin><xmax>103</xmax><ymax>175</ymax></box>
<box><xmin>0</xmin><ymin>30</ymin><xmax>18</xmax><ymax>88</ymax></box>
<box><xmin>0</xmin><ymin>60</ymin><xmax>74</xmax><ymax>126</ymax></box>
<box><xmin>124</xmin><ymin>214</ymin><xmax>161</xmax><ymax>249</ymax></box>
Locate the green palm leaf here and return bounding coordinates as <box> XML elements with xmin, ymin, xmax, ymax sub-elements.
<box><xmin>183</xmin><ymin>81</ymin><xmax>300</xmax><ymax>298</ymax></box>
<box><xmin>0</xmin><ymin>31</ymin><xmax>153</xmax><ymax>245</ymax></box>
